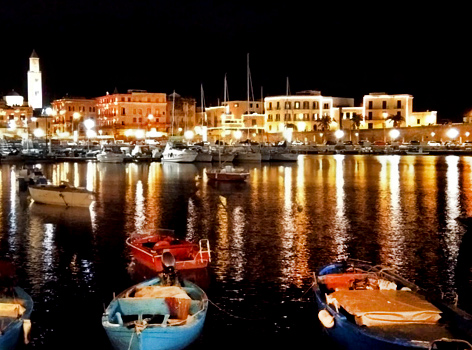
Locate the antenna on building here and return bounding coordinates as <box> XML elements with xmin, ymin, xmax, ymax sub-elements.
<box><xmin>286</xmin><ymin>77</ymin><xmax>291</xmax><ymax>96</ymax></box>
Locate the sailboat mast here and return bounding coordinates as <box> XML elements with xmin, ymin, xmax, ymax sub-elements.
<box><xmin>171</xmin><ymin>90</ymin><xmax>175</xmax><ymax>136</ymax></box>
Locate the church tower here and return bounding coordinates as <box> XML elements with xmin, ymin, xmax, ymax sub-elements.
<box><xmin>27</xmin><ymin>50</ymin><xmax>42</xmax><ymax>109</ymax></box>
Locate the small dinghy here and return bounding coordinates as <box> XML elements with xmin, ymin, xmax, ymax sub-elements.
<box><xmin>314</xmin><ymin>259</ymin><xmax>472</xmax><ymax>350</ymax></box>
<box><xmin>126</xmin><ymin>230</ymin><xmax>211</xmax><ymax>272</ymax></box>
<box><xmin>28</xmin><ymin>181</ymin><xmax>95</xmax><ymax>207</ymax></box>
<box><xmin>102</xmin><ymin>253</ymin><xmax>208</xmax><ymax>350</ymax></box>
<box><xmin>0</xmin><ymin>261</ymin><xmax>33</xmax><ymax>350</ymax></box>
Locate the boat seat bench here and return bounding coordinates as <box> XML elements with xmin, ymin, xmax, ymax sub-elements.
<box><xmin>112</xmin><ymin>298</ymin><xmax>201</xmax><ymax>321</ymax></box>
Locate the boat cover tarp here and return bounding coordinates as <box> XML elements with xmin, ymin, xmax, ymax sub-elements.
<box><xmin>327</xmin><ymin>290</ymin><xmax>441</xmax><ymax>327</ymax></box>
<box><xmin>0</xmin><ymin>302</ymin><xmax>26</xmax><ymax>317</ymax></box>
<box><xmin>134</xmin><ymin>286</ymin><xmax>190</xmax><ymax>299</ymax></box>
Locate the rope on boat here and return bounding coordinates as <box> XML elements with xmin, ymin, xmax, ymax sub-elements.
<box><xmin>208</xmin><ymin>298</ymin><xmax>266</xmax><ymax>321</ymax></box>
<box><xmin>127</xmin><ymin>330</ymin><xmax>134</xmax><ymax>350</ymax></box>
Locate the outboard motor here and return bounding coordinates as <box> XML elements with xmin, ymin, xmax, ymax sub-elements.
<box><xmin>161</xmin><ymin>251</ymin><xmax>177</xmax><ymax>286</ymax></box>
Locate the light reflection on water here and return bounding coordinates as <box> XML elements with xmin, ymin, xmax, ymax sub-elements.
<box><xmin>0</xmin><ymin>155</ymin><xmax>471</xmax><ymax>349</ymax></box>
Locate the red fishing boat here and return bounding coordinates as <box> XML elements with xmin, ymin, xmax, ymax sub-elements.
<box><xmin>126</xmin><ymin>230</ymin><xmax>211</xmax><ymax>272</ymax></box>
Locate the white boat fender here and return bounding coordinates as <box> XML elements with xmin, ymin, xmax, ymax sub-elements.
<box><xmin>318</xmin><ymin>309</ymin><xmax>334</xmax><ymax>328</ymax></box>
<box><xmin>23</xmin><ymin>319</ymin><xmax>32</xmax><ymax>344</ymax></box>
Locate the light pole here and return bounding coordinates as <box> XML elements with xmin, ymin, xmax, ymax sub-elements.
<box><xmin>84</xmin><ymin>119</ymin><xmax>95</xmax><ymax>150</ymax></box>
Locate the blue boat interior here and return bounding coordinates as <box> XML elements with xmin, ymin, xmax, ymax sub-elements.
<box><xmin>107</xmin><ymin>287</ymin><xmax>203</xmax><ymax>326</ymax></box>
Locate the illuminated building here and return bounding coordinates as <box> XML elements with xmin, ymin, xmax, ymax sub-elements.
<box><xmin>0</xmin><ymin>91</ymin><xmax>33</xmax><ymax>139</ymax></box>
<box><xmin>166</xmin><ymin>92</ymin><xmax>197</xmax><ymax>134</ymax></box>
<box><xmin>95</xmin><ymin>90</ymin><xmax>167</xmax><ymax>139</ymax></box>
<box><xmin>265</xmin><ymin>90</ymin><xmax>354</xmax><ymax>133</ymax></box>
<box><xmin>51</xmin><ymin>97</ymin><xmax>97</xmax><ymax>138</ymax></box>
<box><xmin>203</xmin><ymin>100</ymin><xmax>265</xmax><ymax>141</ymax></box>
<box><xmin>27</xmin><ymin>50</ymin><xmax>42</xmax><ymax>109</ymax></box>
<box><xmin>362</xmin><ymin>92</ymin><xmax>437</xmax><ymax>129</ymax></box>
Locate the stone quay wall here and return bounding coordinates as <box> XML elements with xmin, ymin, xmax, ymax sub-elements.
<box><xmin>263</xmin><ymin>123</ymin><xmax>472</xmax><ymax>145</ymax></box>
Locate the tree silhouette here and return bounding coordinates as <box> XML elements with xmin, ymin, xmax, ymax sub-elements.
<box><xmin>386</xmin><ymin>114</ymin><xmax>405</xmax><ymax>128</ymax></box>
<box><xmin>318</xmin><ymin>116</ymin><xmax>332</xmax><ymax>130</ymax></box>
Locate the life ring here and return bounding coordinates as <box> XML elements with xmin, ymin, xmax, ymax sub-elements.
<box><xmin>318</xmin><ymin>309</ymin><xmax>334</xmax><ymax>328</ymax></box>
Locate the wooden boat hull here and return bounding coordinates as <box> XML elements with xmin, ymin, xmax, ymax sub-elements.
<box><xmin>206</xmin><ymin>170</ymin><xmax>249</xmax><ymax>182</ymax></box>
<box><xmin>313</xmin><ymin>261</ymin><xmax>472</xmax><ymax>350</ymax></box>
<box><xmin>29</xmin><ymin>185</ymin><xmax>95</xmax><ymax>207</ymax></box>
<box><xmin>102</xmin><ymin>278</ymin><xmax>207</xmax><ymax>350</ymax></box>
<box><xmin>0</xmin><ymin>287</ymin><xmax>33</xmax><ymax>350</ymax></box>
<box><xmin>126</xmin><ymin>235</ymin><xmax>210</xmax><ymax>272</ymax></box>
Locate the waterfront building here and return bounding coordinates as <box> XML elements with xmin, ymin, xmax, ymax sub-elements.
<box><xmin>27</xmin><ymin>50</ymin><xmax>42</xmax><ymax>109</ymax></box>
<box><xmin>0</xmin><ymin>91</ymin><xmax>34</xmax><ymax>140</ymax></box>
<box><xmin>166</xmin><ymin>92</ymin><xmax>197</xmax><ymax>135</ymax></box>
<box><xmin>264</xmin><ymin>90</ymin><xmax>354</xmax><ymax>133</ymax></box>
<box><xmin>362</xmin><ymin>92</ymin><xmax>436</xmax><ymax>129</ymax></box>
<box><xmin>50</xmin><ymin>97</ymin><xmax>97</xmax><ymax>139</ymax></box>
<box><xmin>204</xmin><ymin>100</ymin><xmax>264</xmax><ymax>141</ymax></box>
<box><xmin>95</xmin><ymin>90</ymin><xmax>167</xmax><ymax>140</ymax></box>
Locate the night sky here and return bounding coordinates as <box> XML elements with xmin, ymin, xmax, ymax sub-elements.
<box><xmin>1</xmin><ymin>1</ymin><xmax>471</xmax><ymax>122</ymax></box>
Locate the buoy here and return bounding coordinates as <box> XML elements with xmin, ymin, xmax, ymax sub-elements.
<box><xmin>318</xmin><ymin>309</ymin><xmax>334</xmax><ymax>328</ymax></box>
<box><xmin>23</xmin><ymin>319</ymin><xmax>32</xmax><ymax>344</ymax></box>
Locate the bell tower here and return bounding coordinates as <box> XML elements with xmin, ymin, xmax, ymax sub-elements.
<box><xmin>27</xmin><ymin>50</ymin><xmax>42</xmax><ymax>109</ymax></box>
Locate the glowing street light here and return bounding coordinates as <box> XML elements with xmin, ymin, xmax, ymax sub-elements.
<box><xmin>335</xmin><ymin>129</ymin><xmax>344</xmax><ymax>140</ymax></box>
<box><xmin>447</xmin><ymin>128</ymin><xmax>459</xmax><ymax>140</ymax></box>
<box><xmin>389</xmin><ymin>129</ymin><xmax>400</xmax><ymax>140</ymax></box>
<box><xmin>184</xmin><ymin>130</ymin><xmax>194</xmax><ymax>140</ymax></box>
<box><xmin>234</xmin><ymin>130</ymin><xmax>242</xmax><ymax>140</ymax></box>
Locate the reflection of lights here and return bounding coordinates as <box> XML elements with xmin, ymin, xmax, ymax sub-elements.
<box><xmin>444</xmin><ymin>156</ymin><xmax>461</xmax><ymax>298</ymax></box>
<box><xmin>134</xmin><ymin>180</ymin><xmax>145</xmax><ymax>234</ymax></box>
<box><xmin>333</xmin><ymin>154</ymin><xmax>348</xmax><ymax>260</ymax></box>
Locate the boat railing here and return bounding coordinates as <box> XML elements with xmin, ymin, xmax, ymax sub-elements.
<box><xmin>197</xmin><ymin>239</ymin><xmax>211</xmax><ymax>262</ymax></box>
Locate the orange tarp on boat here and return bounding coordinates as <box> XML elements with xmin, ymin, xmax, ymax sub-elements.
<box><xmin>327</xmin><ymin>290</ymin><xmax>442</xmax><ymax>327</ymax></box>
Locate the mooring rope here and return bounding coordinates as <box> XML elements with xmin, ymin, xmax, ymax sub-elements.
<box><xmin>208</xmin><ymin>298</ymin><xmax>266</xmax><ymax>321</ymax></box>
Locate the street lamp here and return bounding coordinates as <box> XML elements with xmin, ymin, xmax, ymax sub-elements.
<box><xmin>84</xmin><ymin>119</ymin><xmax>95</xmax><ymax>149</ymax></box>
<box><xmin>389</xmin><ymin>129</ymin><xmax>400</xmax><ymax>141</ymax></box>
<box><xmin>335</xmin><ymin>129</ymin><xmax>344</xmax><ymax>140</ymax></box>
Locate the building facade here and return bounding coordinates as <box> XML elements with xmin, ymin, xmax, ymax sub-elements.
<box><xmin>264</xmin><ymin>91</ymin><xmax>354</xmax><ymax>133</ymax></box>
<box><xmin>362</xmin><ymin>92</ymin><xmax>436</xmax><ymax>129</ymax></box>
<box><xmin>95</xmin><ymin>90</ymin><xmax>167</xmax><ymax>139</ymax></box>
<box><xmin>0</xmin><ymin>91</ymin><xmax>34</xmax><ymax>139</ymax></box>
<box><xmin>166</xmin><ymin>92</ymin><xmax>197</xmax><ymax>135</ymax></box>
<box><xmin>50</xmin><ymin>97</ymin><xmax>97</xmax><ymax>139</ymax></box>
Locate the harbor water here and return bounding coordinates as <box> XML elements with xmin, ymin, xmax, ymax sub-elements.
<box><xmin>1</xmin><ymin>154</ymin><xmax>472</xmax><ymax>349</ymax></box>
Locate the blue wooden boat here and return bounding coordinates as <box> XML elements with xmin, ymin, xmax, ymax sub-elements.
<box><xmin>313</xmin><ymin>260</ymin><xmax>472</xmax><ymax>350</ymax></box>
<box><xmin>102</xmin><ymin>277</ymin><xmax>208</xmax><ymax>350</ymax></box>
<box><xmin>0</xmin><ymin>286</ymin><xmax>33</xmax><ymax>350</ymax></box>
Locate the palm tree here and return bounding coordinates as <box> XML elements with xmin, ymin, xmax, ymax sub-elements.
<box><xmin>318</xmin><ymin>116</ymin><xmax>332</xmax><ymax>131</ymax></box>
<box><xmin>386</xmin><ymin>114</ymin><xmax>405</xmax><ymax>128</ymax></box>
<box><xmin>350</xmin><ymin>113</ymin><xmax>363</xmax><ymax>130</ymax></box>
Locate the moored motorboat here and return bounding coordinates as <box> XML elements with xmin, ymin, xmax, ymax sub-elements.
<box><xmin>161</xmin><ymin>142</ymin><xmax>198</xmax><ymax>163</ymax></box>
<box><xmin>28</xmin><ymin>181</ymin><xmax>95</xmax><ymax>207</ymax></box>
<box><xmin>102</xmin><ymin>276</ymin><xmax>208</xmax><ymax>350</ymax></box>
<box><xmin>206</xmin><ymin>165</ymin><xmax>249</xmax><ymax>182</ymax></box>
<box><xmin>97</xmin><ymin>146</ymin><xmax>126</xmax><ymax>163</ymax></box>
<box><xmin>17</xmin><ymin>166</ymin><xmax>48</xmax><ymax>191</ymax></box>
<box><xmin>126</xmin><ymin>230</ymin><xmax>211</xmax><ymax>272</ymax></box>
<box><xmin>313</xmin><ymin>259</ymin><xmax>472</xmax><ymax>350</ymax></box>
<box><xmin>270</xmin><ymin>149</ymin><xmax>299</xmax><ymax>162</ymax></box>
